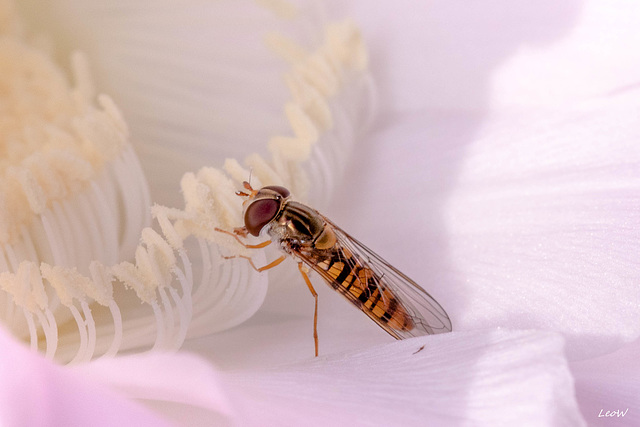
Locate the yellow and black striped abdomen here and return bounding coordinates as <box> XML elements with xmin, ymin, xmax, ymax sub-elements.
<box><xmin>316</xmin><ymin>248</ymin><xmax>414</xmax><ymax>331</ymax></box>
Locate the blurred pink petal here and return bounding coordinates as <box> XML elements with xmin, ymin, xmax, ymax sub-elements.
<box><xmin>571</xmin><ymin>338</ymin><xmax>640</xmax><ymax>426</ymax></box>
<box><xmin>0</xmin><ymin>327</ymin><xmax>174</xmax><ymax>427</ymax></box>
<box><xmin>72</xmin><ymin>351</ymin><xmax>232</xmax><ymax>418</ymax></box>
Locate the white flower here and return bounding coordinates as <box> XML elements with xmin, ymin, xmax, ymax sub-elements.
<box><xmin>0</xmin><ymin>0</ymin><xmax>638</xmax><ymax>426</ymax></box>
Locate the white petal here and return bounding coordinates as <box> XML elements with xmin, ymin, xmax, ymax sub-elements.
<box><xmin>329</xmin><ymin>89</ymin><xmax>640</xmax><ymax>361</ymax></box>
<box><xmin>443</xmin><ymin>92</ymin><xmax>640</xmax><ymax>359</ymax></box>
<box><xmin>219</xmin><ymin>329</ymin><xmax>583</xmax><ymax>427</ymax></box>
<box><xmin>326</xmin><ymin>0</ymin><xmax>640</xmax><ymax>111</ymax></box>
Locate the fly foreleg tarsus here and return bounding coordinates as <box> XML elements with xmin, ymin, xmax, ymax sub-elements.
<box><xmin>233</xmin><ymin>226</ymin><xmax>249</xmax><ymax>238</ymax></box>
<box><xmin>214</xmin><ymin>227</ymin><xmax>271</xmax><ymax>249</ymax></box>
<box><xmin>215</xmin><ymin>227</ymin><xmax>284</xmax><ymax>271</ymax></box>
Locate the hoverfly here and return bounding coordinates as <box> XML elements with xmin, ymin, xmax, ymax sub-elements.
<box><xmin>216</xmin><ymin>182</ymin><xmax>452</xmax><ymax>356</ymax></box>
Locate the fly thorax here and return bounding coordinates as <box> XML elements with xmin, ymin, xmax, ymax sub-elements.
<box><xmin>314</xmin><ymin>226</ymin><xmax>337</xmax><ymax>250</ymax></box>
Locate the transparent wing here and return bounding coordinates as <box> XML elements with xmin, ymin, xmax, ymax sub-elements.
<box><xmin>299</xmin><ymin>215</ymin><xmax>452</xmax><ymax>339</ymax></box>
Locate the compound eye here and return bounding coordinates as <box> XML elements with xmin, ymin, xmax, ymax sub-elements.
<box><xmin>244</xmin><ymin>199</ymin><xmax>280</xmax><ymax>236</ymax></box>
<box><xmin>262</xmin><ymin>185</ymin><xmax>290</xmax><ymax>198</ymax></box>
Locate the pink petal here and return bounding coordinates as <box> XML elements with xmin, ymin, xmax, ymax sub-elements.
<box><xmin>71</xmin><ymin>351</ymin><xmax>232</xmax><ymax>418</ymax></box>
<box><xmin>0</xmin><ymin>327</ymin><xmax>174</xmax><ymax>427</ymax></box>
<box><xmin>571</xmin><ymin>338</ymin><xmax>640</xmax><ymax>426</ymax></box>
<box><xmin>220</xmin><ymin>329</ymin><xmax>583</xmax><ymax>426</ymax></box>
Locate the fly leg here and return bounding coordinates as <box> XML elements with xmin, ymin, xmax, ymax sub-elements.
<box><xmin>298</xmin><ymin>263</ymin><xmax>319</xmax><ymax>357</ymax></box>
<box><xmin>222</xmin><ymin>254</ymin><xmax>286</xmax><ymax>272</ymax></box>
<box><xmin>214</xmin><ymin>227</ymin><xmax>271</xmax><ymax>249</ymax></box>
<box><xmin>215</xmin><ymin>227</ymin><xmax>284</xmax><ymax>271</ymax></box>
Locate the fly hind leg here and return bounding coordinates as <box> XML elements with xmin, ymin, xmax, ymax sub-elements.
<box><xmin>222</xmin><ymin>254</ymin><xmax>285</xmax><ymax>272</ymax></box>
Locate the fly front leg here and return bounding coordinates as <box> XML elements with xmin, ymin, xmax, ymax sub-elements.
<box><xmin>215</xmin><ymin>227</ymin><xmax>284</xmax><ymax>271</ymax></box>
<box><xmin>215</xmin><ymin>227</ymin><xmax>272</xmax><ymax>249</ymax></box>
<box><xmin>298</xmin><ymin>263</ymin><xmax>319</xmax><ymax>357</ymax></box>
<box><xmin>233</xmin><ymin>226</ymin><xmax>249</xmax><ymax>238</ymax></box>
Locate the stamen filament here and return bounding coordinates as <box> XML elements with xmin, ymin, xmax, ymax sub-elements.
<box><xmin>68</xmin><ymin>305</ymin><xmax>88</xmax><ymax>365</ymax></box>
<box><xmin>103</xmin><ymin>300</ymin><xmax>123</xmax><ymax>358</ymax></box>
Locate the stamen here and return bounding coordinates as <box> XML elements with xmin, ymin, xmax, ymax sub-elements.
<box><xmin>168</xmin><ymin>286</ymin><xmax>189</xmax><ymax>349</ymax></box>
<box><xmin>35</xmin><ymin>309</ymin><xmax>57</xmax><ymax>359</ymax></box>
<box><xmin>150</xmin><ymin>301</ymin><xmax>166</xmax><ymax>352</ymax></box>
<box><xmin>0</xmin><ymin>1</ymin><xmax>373</xmax><ymax>364</ymax></box>
<box><xmin>157</xmin><ymin>287</ymin><xmax>176</xmax><ymax>344</ymax></box>
<box><xmin>81</xmin><ymin>301</ymin><xmax>97</xmax><ymax>363</ymax></box>
<box><xmin>68</xmin><ymin>305</ymin><xmax>88</xmax><ymax>365</ymax></box>
<box><xmin>103</xmin><ymin>300</ymin><xmax>123</xmax><ymax>358</ymax></box>
<box><xmin>24</xmin><ymin>309</ymin><xmax>38</xmax><ymax>351</ymax></box>
<box><xmin>255</xmin><ymin>0</ymin><xmax>298</xmax><ymax>19</ymax></box>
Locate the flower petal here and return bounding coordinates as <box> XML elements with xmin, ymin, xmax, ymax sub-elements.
<box><xmin>442</xmin><ymin>91</ymin><xmax>640</xmax><ymax>359</ymax></box>
<box><xmin>571</xmin><ymin>338</ymin><xmax>640</xmax><ymax>426</ymax></box>
<box><xmin>0</xmin><ymin>327</ymin><xmax>173</xmax><ymax>427</ymax></box>
<box><xmin>220</xmin><ymin>329</ymin><xmax>583</xmax><ymax>426</ymax></box>
<box><xmin>330</xmin><ymin>88</ymin><xmax>640</xmax><ymax>360</ymax></box>
<box><xmin>327</xmin><ymin>1</ymin><xmax>640</xmax><ymax>111</ymax></box>
<box><xmin>72</xmin><ymin>351</ymin><xmax>232</xmax><ymax>419</ymax></box>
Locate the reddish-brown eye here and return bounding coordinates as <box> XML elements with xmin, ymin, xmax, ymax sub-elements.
<box><xmin>262</xmin><ymin>185</ymin><xmax>290</xmax><ymax>198</ymax></box>
<box><xmin>244</xmin><ymin>199</ymin><xmax>280</xmax><ymax>236</ymax></box>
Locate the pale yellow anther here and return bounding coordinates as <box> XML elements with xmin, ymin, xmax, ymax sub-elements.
<box><xmin>40</xmin><ymin>263</ymin><xmax>88</xmax><ymax>307</ymax></box>
<box><xmin>98</xmin><ymin>94</ymin><xmax>129</xmax><ymax>137</ymax></box>
<box><xmin>223</xmin><ymin>158</ymin><xmax>252</xmax><ymax>185</ymax></box>
<box><xmin>151</xmin><ymin>205</ymin><xmax>187</xmax><ymax>250</ymax></box>
<box><xmin>180</xmin><ymin>172</ymin><xmax>205</xmax><ymax>213</ymax></box>
<box><xmin>111</xmin><ymin>262</ymin><xmax>157</xmax><ymax>304</ymax></box>
<box><xmin>244</xmin><ymin>153</ymin><xmax>282</xmax><ymax>187</ymax></box>
<box><xmin>135</xmin><ymin>245</ymin><xmax>159</xmax><ymax>287</ymax></box>
<box><xmin>268</xmin><ymin>136</ymin><xmax>311</xmax><ymax>162</ymax></box>
<box><xmin>285</xmin><ymin>74</ymin><xmax>333</xmax><ymax>131</ymax></box>
<box><xmin>88</xmin><ymin>261</ymin><xmax>113</xmax><ymax>306</ymax></box>
<box><xmin>284</xmin><ymin>102</ymin><xmax>319</xmax><ymax>144</ymax></box>
<box><xmin>25</xmin><ymin>154</ymin><xmax>65</xmax><ymax>202</ymax></box>
<box><xmin>265</xmin><ymin>32</ymin><xmax>307</xmax><ymax>64</ymax></box>
<box><xmin>71</xmin><ymin>51</ymin><xmax>95</xmax><ymax>106</ymax></box>
<box><xmin>48</xmin><ymin>150</ymin><xmax>93</xmax><ymax>189</ymax></box>
<box><xmin>294</xmin><ymin>61</ymin><xmax>335</xmax><ymax>98</ymax></box>
<box><xmin>142</xmin><ymin>227</ymin><xmax>177</xmax><ymax>270</ymax></box>
<box><xmin>197</xmin><ymin>168</ymin><xmax>243</xmax><ymax>228</ymax></box>
<box><xmin>326</xmin><ymin>21</ymin><xmax>368</xmax><ymax>70</ymax></box>
<box><xmin>13</xmin><ymin>166</ymin><xmax>46</xmax><ymax>213</ymax></box>
<box><xmin>25</xmin><ymin>261</ymin><xmax>48</xmax><ymax>309</ymax></box>
<box><xmin>254</xmin><ymin>0</ymin><xmax>298</xmax><ymax>19</ymax></box>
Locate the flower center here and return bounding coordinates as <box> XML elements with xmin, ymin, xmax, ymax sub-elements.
<box><xmin>0</xmin><ymin>1</ymin><xmax>373</xmax><ymax>364</ymax></box>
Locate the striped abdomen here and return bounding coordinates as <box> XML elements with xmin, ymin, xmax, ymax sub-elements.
<box><xmin>316</xmin><ymin>247</ymin><xmax>414</xmax><ymax>331</ymax></box>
